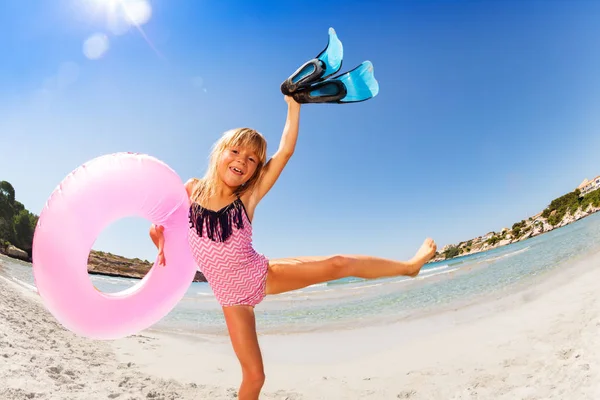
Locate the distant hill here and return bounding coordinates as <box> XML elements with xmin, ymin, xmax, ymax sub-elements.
<box><xmin>3</xmin><ymin>179</ymin><xmax>600</xmax><ymax>277</ymax></box>
<box><xmin>430</xmin><ymin>185</ymin><xmax>600</xmax><ymax>262</ymax></box>
<box><xmin>87</xmin><ymin>250</ymin><xmax>207</xmax><ymax>282</ymax></box>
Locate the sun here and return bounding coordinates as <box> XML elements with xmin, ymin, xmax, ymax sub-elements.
<box><xmin>81</xmin><ymin>0</ymin><xmax>153</xmax><ymax>31</ymax></box>
<box><xmin>77</xmin><ymin>0</ymin><xmax>161</xmax><ymax>59</ymax></box>
<box><xmin>84</xmin><ymin>0</ymin><xmax>122</xmax><ymax>15</ymax></box>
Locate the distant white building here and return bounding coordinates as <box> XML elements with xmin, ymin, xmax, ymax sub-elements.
<box><xmin>577</xmin><ymin>176</ymin><xmax>600</xmax><ymax>197</ymax></box>
<box><xmin>482</xmin><ymin>232</ymin><xmax>495</xmax><ymax>240</ymax></box>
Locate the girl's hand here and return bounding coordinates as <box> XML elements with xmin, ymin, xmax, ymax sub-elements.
<box><xmin>155</xmin><ymin>225</ymin><xmax>166</xmax><ymax>266</ymax></box>
<box><xmin>284</xmin><ymin>95</ymin><xmax>300</xmax><ymax>109</ymax></box>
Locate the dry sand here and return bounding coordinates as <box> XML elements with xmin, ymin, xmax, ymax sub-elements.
<box><xmin>1</xmin><ymin>250</ymin><xmax>600</xmax><ymax>399</ymax></box>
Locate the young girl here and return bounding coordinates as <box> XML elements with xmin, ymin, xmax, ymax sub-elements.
<box><xmin>150</xmin><ymin>95</ymin><xmax>437</xmax><ymax>400</ymax></box>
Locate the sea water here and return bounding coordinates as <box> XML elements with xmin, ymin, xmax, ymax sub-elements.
<box><xmin>2</xmin><ymin>211</ymin><xmax>600</xmax><ymax>336</ymax></box>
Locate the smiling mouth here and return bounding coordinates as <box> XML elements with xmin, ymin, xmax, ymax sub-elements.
<box><xmin>230</xmin><ymin>167</ymin><xmax>244</xmax><ymax>175</ymax></box>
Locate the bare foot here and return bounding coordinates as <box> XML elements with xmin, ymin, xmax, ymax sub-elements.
<box><xmin>408</xmin><ymin>238</ymin><xmax>437</xmax><ymax>277</ymax></box>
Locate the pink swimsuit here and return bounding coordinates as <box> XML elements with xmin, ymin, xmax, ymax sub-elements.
<box><xmin>187</xmin><ymin>197</ymin><xmax>269</xmax><ymax>307</ymax></box>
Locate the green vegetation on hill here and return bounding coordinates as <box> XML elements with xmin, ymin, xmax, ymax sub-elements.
<box><xmin>541</xmin><ymin>188</ymin><xmax>600</xmax><ymax>226</ymax></box>
<box><xmin>442</xmin><ymin>245</ymin><xmax>461</xmax><ymax>259</ymax></box>
<box><xmin>0</xmin><ymin>181</ymin><xmax>38</xmax><ymax>256</ymax></box>
<box><xmin>581</xmin><ymin>188</ymin><xmax>600</xmax><ymax>211</ymax></box>
<box><xmin>437</xmin><ymin>186</ymin><xmax>600</xmax><ymax>261</ymax></box>
<box><xmin>511</xmin><ymin>220</ymin><xmax>529</xmax><ymax>239</ymax></box>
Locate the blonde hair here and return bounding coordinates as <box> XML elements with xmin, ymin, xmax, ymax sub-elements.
<box><xmin>191</xmin><ymin>128</ymin><xmax>267</xmax><ymax>206</ymax></box>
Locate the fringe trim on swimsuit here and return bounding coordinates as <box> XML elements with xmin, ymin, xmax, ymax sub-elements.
<box><xmin>189</xmin><ymin>198</ymin><xmax>245</xmax><ymax>243</ymax></box>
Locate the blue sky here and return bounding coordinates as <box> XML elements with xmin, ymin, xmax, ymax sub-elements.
<box><xmin>2</xmin><ymin>0</ymin><xmax>600</xmax><ymax>263</ymax></box>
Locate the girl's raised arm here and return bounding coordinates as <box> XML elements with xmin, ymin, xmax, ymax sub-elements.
<box><xmin>251</xmin><ymin>96</ymin><xmax>301</xmax><ymax>202</ymax></box>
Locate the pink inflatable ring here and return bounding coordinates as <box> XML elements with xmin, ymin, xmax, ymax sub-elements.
<box><xmin>32</xmin><ymin>152</ymin><xmax>197</xmax><ymax>340</ymax></box>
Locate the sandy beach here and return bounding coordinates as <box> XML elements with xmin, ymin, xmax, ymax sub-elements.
<box><xmin>1</xmin><ymin>249</ymin><xmax>600</xmax><ymax>400</ymax></box>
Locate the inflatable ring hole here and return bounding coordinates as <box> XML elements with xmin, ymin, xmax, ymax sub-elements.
<box><xmin>88</xmin><ymin>216</ymin><xmax>156</xmax><ymax>294</ymax></box>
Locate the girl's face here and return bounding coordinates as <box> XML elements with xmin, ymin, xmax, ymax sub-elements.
<box><xmin>217</xmin><ymin>146</ymin><xmax>259</xmax><ymax>189</ymax></box>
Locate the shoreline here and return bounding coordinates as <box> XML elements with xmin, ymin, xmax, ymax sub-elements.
<box><xmin>2</xmin><ymin>238</ymin><xmax>600</xmax><ymax>398</ymax></box>
<box><xmin>116</xmin><ymin>242</ymin><xmax>600</xmax><ymax>398</ymax></box>
<box><xmin>0</xmin><ymin>251</ymin><xmax>208</xmax><ymax>283</ymax></box>
<box><xmin>2</xmin><ymin>203</ymin><xmax>598</xmax><ymax>277</ymax></box>
<box><xmin>429</xmin><ymin>202</ymin><xmax>600</xmax><ymax>264</ymax></box>
<box><xmin>151</xmin><ymin>237</ymin><xmax>600</xmax><ymax>341</ymax></box>
<box><xmin>2</xmin><ymin>231</ymin><xmax>597</xmax><ymax>339</ymax></box>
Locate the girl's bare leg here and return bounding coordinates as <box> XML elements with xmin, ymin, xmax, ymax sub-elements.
<box><xmin>222</xmin><ymin>306</ymin><xmax>265</xmax><ymax>400</ymax></box>
<box><xmin>266</xmin><ymin>238</ymin><xmax>436</xmax><ymax>295</ymax></box>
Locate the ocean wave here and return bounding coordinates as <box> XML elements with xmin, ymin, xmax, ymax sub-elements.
<box><xmin>486</xmin><ymin>246</ymin><xmax>531</xmax><ymax>263</ymax></box>
<box><xmin>10</xmin><ymin>276</ymin><xmax>38</xmax><ymax>293</ymax></box>
<box><xmin>270</xmin><ymin>264</ymin><xmax>462</xmax><ymax>301</ymax></box>
<box><xmin>415</xmin><ymin>267</ymin><xmax>460</xmax><ymax>280</ymax></box>
<box><xmin>319</xmin><ymin>264</ymin><xmax>454</xmax><ymax>290</ymax></box>
<box><xmin>420</xmin><ymin>264</ymin><xmax>450</xmax><ymax>274</ymax></box>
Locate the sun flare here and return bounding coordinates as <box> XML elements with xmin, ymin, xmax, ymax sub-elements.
<box><xmin>77</xmin><ymin>0</ymin><xmax>161</xmax><ymax>59</ymax></box>
<box><xmin>83</xmin><ymin>0</ymin><xmax>152</xmax><ymax>29</ymax></box>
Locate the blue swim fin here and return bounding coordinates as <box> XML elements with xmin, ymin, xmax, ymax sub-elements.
<box><xmin>291</xmin><ymin>61</ymin><xmax>379</xmax><ymax>104</ymax></box>
<box><xmin>281</xmin><ymin>27</ymin><xmax>344</xmax><ymax>95</ymax></box>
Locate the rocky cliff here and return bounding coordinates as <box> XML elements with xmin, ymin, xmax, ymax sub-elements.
<box><xmin>430</xmin><ymin>203</ymin><xmax>600</xmax><ymax>263</ymax></box>
<box><xmin>0</xmin><ymin>245</ymin><xmax>207</xmax><ymax>283</ymax></box>
<box><xmin>87</xmin><ymin>250</ymin><xmax>207</xmax><ymax>282</ymax></box>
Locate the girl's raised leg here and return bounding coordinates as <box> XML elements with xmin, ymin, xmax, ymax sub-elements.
<box><xmin>265</xmin><ymin>238</ymin><xmax>436</xmax><ymax>295</ymax></box>
<box><xmin>222</xmin><ymin>306</ymin><xmax>266</xmax><ymax>400</ymax></box>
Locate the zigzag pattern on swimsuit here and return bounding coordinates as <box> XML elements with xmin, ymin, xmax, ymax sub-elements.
<box><xmin>187</xmin><ymin>208</ymin><xmax>268</xmax><ymax>307</ymax></box>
